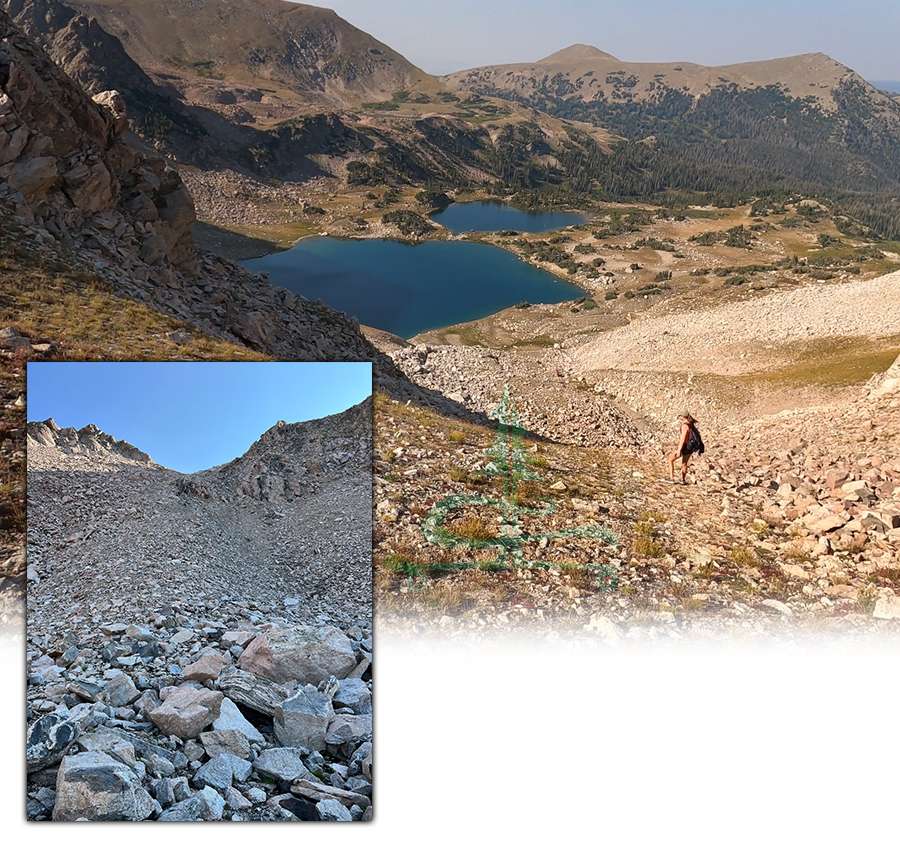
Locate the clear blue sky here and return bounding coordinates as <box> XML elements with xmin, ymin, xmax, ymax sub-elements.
<box><xmin>27</xmin><ymin>362</ymin><xmax>371</xmax><ymax>473</ymax></box>
<box><xmin>315</xmin><ymin>0</ymin><xmax>899</xmax><ymax>80</ymax></box>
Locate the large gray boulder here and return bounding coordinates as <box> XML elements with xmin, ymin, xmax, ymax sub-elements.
<box><xmin>273</xmin><ymin>685</ymin><xmax>334</xmax><ymax>751</ymax></box>
<box><xmin>147</xmin><ymin>685</ymin><xmax>223</xmax><ymax>739</ymax></box>
<box><xmin>53</xmin><ymin>752</ymin><xmax>154</xmax><ymax>821</ymax></box>
<box><xmin>238</xmin><ymin>624</ymin><xmax>356</xmax><ymax>684</ymax></box>
<box><xmin>211</xmin><ymin>696</ymin><xmax>265</xmax><ymax>743</ymax></box>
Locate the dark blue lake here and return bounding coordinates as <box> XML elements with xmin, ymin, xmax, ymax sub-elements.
<box><xmin>242</xmin><ymin>237</ymin><xmax>585</xmax><ymax>338</ymax></box>
<box><xmin>431</xmin><ymin>201</ymin><xmax>585</xmax><ymax>234</ymax></box>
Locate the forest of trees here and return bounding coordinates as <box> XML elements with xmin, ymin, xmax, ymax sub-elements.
<box><xmin>459</xmin><ymin>79</ymin><xmax>900</xmax><ymax>240</ymax></box>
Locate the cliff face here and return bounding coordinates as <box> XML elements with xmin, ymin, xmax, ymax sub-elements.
<box><xmin>3</xmin><ymin>0</ymin><xmax>201</xmax><ymax>145</ymax></box>
<box><xmin>0</xmin><ymin>7</ymin><xmax>197</xmax><ymax>270</ymax></box>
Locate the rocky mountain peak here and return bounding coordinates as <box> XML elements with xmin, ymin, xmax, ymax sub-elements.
<box><xmin>27</xmin><ymin>418</ymin><xmax>154</xmax><ymax>463</ymax></box>
<box><xmin>199</xmin><ymin>397</ymin><xmax>372</xmax><ymax>507</ymax></box>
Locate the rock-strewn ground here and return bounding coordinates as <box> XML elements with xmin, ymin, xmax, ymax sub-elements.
<box><xmin>25</xmin><ymin>404</ymin><xmax>373</xmax><ymax>821</ymax></box>
<box><xmin>373</xmin><ymin>272</ymin><xmax>900</xmax><ymax>642</ymax></box>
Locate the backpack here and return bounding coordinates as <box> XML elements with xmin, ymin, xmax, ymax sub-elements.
<box><xmin>685</xmin><ymin>425</ymin><xmax>705</xmax><ymax>456</ymax></box>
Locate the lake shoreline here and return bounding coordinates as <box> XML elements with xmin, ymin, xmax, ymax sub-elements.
<box><xmin>240</xmin><ymin>223</ymin><xmax>590</xmax><ymax>339</ymax></box>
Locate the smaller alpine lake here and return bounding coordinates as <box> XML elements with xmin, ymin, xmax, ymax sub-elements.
<box><xmin>243</xmin><ymin>236</ymin><xmax>586</xmax><ymax>339</ymax></box>
<box><xmin>431</xmin><ymin>201</ymin><xmax>586</xmax><ymax>234</ymax></box>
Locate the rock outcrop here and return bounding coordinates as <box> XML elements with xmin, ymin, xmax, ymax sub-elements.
<box><xmin>0</xmin><ymin>9</ymin><xmax>197</xmax><ymax>270</ymax></box>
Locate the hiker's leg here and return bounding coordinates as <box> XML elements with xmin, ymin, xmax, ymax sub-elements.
<box><xmin>667</xmin><ymin>451</ymin><xmax>678</xmax><ymax>479</ymax></box>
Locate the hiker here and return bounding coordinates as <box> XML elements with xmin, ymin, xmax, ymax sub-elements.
<box><xmin>668</xmin><ymin>411</ymin><xmax>703</xmax><ymax>484</ymax></box>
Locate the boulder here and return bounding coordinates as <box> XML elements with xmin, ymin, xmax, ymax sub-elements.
<box><xmin>192</xmin><ymin>753</ymin><xmax>252</xmax><ymax>792</ymax></box>
<box><xmin>273</xmin><ymin>685</ymin><xmax>334</xmax><ymax>751</ymax></box>
<box><xmin>316</xmin><ymin>798</ymin><xmax>353</xmax><ymax>821</ymax></box>
<box><xmin>199</xmin><ymin>728</ymin><xmax>252</xmax><ymax>759</ymax></box>
<box><xmin>147</xmin><ymin>685</ymin><xmax>223</xmax><ymax>739</ymax></box>
<box><xmin>182</xmin><ymin>653</ymin><xmax>225</xmax><ymax>683</ymax></box>
<box><xmin>53</xmin><ymin>752</ymin><xmax>154</xmax><ymax>821</ymax></box>
<box><xmin>157</xmin><ymin>786</ymin><xmax>225</xmax><ymax>822</ymax></box>
<box><xmin>333</xmin><ymin>679</ymin><xmax>371</xmax><ymax>715</ymax></box>
<box><xmin>26</xmin><ymin>712</ymin><xmax>79</xmax><ymax>773</ymax></box>
<box><xmin>252</xmin><ymin>748</ymin><xmax>310</xmax><ymax>784</ymax></box>
<box><xmin>238</xmin><ymin>624</ymin><xmax>356</xmax><ymax>684</ymax></box>
<box><xmin>211</xmin><ymin>696</ymin><xmax>265</xmax><ymax>743</ymax></box>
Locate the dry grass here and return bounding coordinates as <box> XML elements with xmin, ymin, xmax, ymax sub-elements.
<box><xmin>448</xmin><ymin>515</ymin><xmax>495</xmax><ymax>540</ymax></box>
<box><xmin>730</xmin><ymin>545</ymin><xmax>763</xmax><ymax>570</ymax></box>
<box><xmin>0</xmin><ymin>268</ymin><xmax>267</xmax><ymax>363</ymax></box>
<box><xmin>751</xmin><ymin>336</ymin><xmax>900</xmax><ymax>388</ymax></box>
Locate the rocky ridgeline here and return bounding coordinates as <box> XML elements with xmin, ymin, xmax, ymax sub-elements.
<box><xmin>27</xmin><ymin>403</ymin><xmax>372</xmax><ymax>623</ymax></box>
<box><xmin>26</xmin><ymin>611</ymin><xmax>373</xmax><ymax>821</ymax></box>
<box><xmin>389</xmin><ymin>343</ymin><xmax>645</xmax><ymax>449</ymax></box>
<box><xmin>28</xmin><ymin>418</ymin><xmax>153</xmax><ymax>464</ymax></box>
<box><xmin>26</xmin><ymin>406</ymin><xmax>373</xmax><ymax>819</ymax></box>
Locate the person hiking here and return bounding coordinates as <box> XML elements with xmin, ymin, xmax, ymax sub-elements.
<box><xmin>667</xmin><ymin>411</ymin><xmax>703</xmax><ymax>484</ymax></box>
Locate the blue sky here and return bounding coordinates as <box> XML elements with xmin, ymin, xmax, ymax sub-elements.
<box><xmin>27</xmin><ymin>362</ymin><xmax>372</xmax><ymax>473</ymax></box>
<box><xmin>317</xmin><ymin>0</ymin><xmax>899</xmax><ymax>80</ymax></box>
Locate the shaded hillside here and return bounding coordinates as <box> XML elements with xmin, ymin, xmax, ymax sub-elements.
<box><xmin>3</xmin><ymin>0</ymin><xmax>202</xmax><ymax>143</ymax></box>
<box><xmin>5</xmin><ymin>0</ymin><xmax>615</xmax><ymax>195</ymax></box>
<box><xmin>65</xmin><ymin>0</ymin><xmax>427</xmax><ymax>105</ymax></box>
<box><xmin>447</xmin><ymin>46</ymin><xmax>900</xmax><ymax>236</ymax></box>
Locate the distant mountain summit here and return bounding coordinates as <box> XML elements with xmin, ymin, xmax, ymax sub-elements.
<box><xmin>539</xmin><ymin>44</ymin><xmax>619</xmax><ymax>64</ymax></box>
<box><xmin>60</xmin><ymin>0</ymin><xmax>427</xmax><ymax>105</ymax></box>
<box><xmin>446</xmin><ymin>42</ymin><xmax>900</xmax><ymax>232</ymax></box>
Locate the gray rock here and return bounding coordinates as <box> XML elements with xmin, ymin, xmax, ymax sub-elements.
<box><xmin>192</xmin><ymin>753</ymin><xmax>237</xmax><ymax>791</ymax></box>
<box><xmin>348</xmin><ymin>741</ymin><xmax>372</xmax><ymax>777</ymax></box>
<box><xmin>98</xmin><ymin>673</ymin><xmax>140</xmax><ymax>707</ymax></box>
<box><xmin>274</xmin><ymin>685</ymin><xmax>334</xmax><ymax>751</ymax></box>
<box><xmin>345</xmin><ymin>775</ymin><xmax>372</xmax><ymax>796</ymax></box>
<box><xmin>333</xmin><ymin>679</ymin><xmax>372</xmax><ymax>715</ymax></box>
<box><xmin>145</xmin><ymin>753</ymin><xmax>175</xmax><ymax>778</ymax></box>
<box><xmin>76</xmin><ymin>730</ymin><xmax>137</xmax><ymax>768</ymax></box>
<box><xmin>253</xmin><ymin>748</ymin><xmax>310</xmax><ymax>783</ymax></box>
<box><xmin>325</xmin><ymin>714</ymin><xmax>371</xmax><ymax>748</ymax></box>
<box><xmin>157</xmin><ymin>786</ymin><xmax>225</xmax><ymax>821</ymax></box>
<box><xmin>148</xmin><ymin>685</ymin><xmax>223</xmax><ymax>739</ymax></box>
<box><xmin>245</xmin><ymin>786</ymin><xmax>268</xmax><ymax>804</ymax></box>
<box><xmin>26</xmin><ymin>713</ymin><xmax>78</xmax><ymax>773</ymax></box>
<box><xmin>183</xmin><ymin>740</ymin><xmax>205</xmax><ymax>762</ymax></box>
<box><xmin>53</xmin><ymin>752</ymin><xmax>154</xmax><ymax>821</ymax></box>
<box><xmin>150</xmin><ymin>778</ymin><xmax>175</xmax><ymax>809</ymax></box>
<box><xmin>134</xmin><ymin>690</ymin><xmax>162</xmax><ymax>717</ymax></box>
<box><xmin>316</xmin><ymin>798</ymin><xmax>353</xmax><ymax>821</ymax></box>
<box><xmin>212</xmin><ymin>696</ymin><xmax>265</xmax><ymax>742</ymax></box>
<box><xmin>199</xmin><ymin>728</ymin><xmax>252</xmax><ymax>759</ymax></box>
<box><xmin>239</xmin><ymin>624</ymin><xmax>356</xmax><ymax>684</ymax></box>
<box><xmin>223</xmin><ymin>787</ymin><xmax>251</xmax><ymax>810</ymax></box>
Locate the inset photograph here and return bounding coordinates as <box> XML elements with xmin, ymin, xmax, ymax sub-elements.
<box><xmin>25</xmin><ymin>362</ymin><xmax>373</xmax><ymax>822</ymax></box>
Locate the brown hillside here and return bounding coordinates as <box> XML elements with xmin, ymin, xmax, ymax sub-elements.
<box><xmin>64</xmin><ymin>0</ymin><xmax>427</xmax><ymax>105</ymax></box>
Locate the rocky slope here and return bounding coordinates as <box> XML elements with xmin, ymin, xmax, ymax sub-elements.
<box><xmin>0</xmin><ymin>8</ymin><xmax>420</xmax><ymax>370</ymax></box>
<box><xmin>26</xmin><ymin>402</ymin><xmax>373</xmax><ymax>820</ymax></box>
<box><xmin>373</xmin><ymin>270</ymin><xmax>900</xmax><ymax>641</ymax></box>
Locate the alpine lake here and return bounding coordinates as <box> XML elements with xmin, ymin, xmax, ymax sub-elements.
<box><xmin>242</xmin><ymin>201</ymin><xmax>588</xmax><ymax>339</ymax></box>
